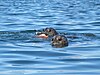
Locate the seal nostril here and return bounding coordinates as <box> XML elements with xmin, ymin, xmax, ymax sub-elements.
<box><xmin>56</xmin><ymin>37</ymin><xmax>62</xmax><ymax>41</ymax></box>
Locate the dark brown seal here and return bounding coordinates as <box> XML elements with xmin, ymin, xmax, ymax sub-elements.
<box><xmin>51</xmin><ymin>35</ymin><xmax>68</xmax><ymax>48</ymax></box>
<box><xmin>36</xmin><ymin>27</ymin><xmax>58</xmax><ymax>38</ymax></box>
<box><xmin>42</xmin><ymin>27</ymin><xmax>58</xmax><ymax>36</ymax></box>
<box><xmin>36</xmin><ymin>28</ymin><xmax>68</xmax><ymax>48</ymax></box>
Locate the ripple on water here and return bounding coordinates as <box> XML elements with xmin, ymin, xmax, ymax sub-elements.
<box><xmin>0</xmin><ymin>0</ymin><xmax>100</xmax><ymax>75</ymax></box>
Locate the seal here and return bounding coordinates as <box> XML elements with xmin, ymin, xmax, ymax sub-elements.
<box><xmin>51</xmin><ymin>35</ymin><xmax>68</xmax><ymax>48</ymax></box>
<box><xmin>36</xmin><ymin>27</ymin><xmax>68</xmax><ymax>48</ymax></box>
<box><xmin>36</xmin><ymin>27</ymin><xmax>58</xmax><ymax>38</ymax></box>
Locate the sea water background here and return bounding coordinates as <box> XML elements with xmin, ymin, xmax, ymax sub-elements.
<box><xmin>0</xmin><ymin>0</ymin><xmax>100</xmax><ymax>75</ymax></box>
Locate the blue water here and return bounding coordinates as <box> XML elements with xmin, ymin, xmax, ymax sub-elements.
<box><xmin>0</xmin><ymin>0</ymin><xmax>100</xmax><ymax>75</ymax></box>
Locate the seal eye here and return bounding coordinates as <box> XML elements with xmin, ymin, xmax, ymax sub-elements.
<box><xmin>58</xmin><ymin>38</ymin><xmax>62</xmax><ymax>41</ymax></box>
<box><xmin>56</xmin><ymin>37</ymin><xmax>62</xmax><ymax>41</ymax></box>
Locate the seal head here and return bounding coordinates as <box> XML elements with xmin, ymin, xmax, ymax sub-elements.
<box><xmin>42</xmin><ymin>28</ymin><xmax>58</xmax><ymax>37</ymax></box>
<box><xmin>36</xmin><ymin>28</ymin><xmax>58</xmax><ymax>38</ymax></box>
<box><xmin>51</xmin><ymin>35</ymin><xmax>68</xmax><ymax>48</ymax></box>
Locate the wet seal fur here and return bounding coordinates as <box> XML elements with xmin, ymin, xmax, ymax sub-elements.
<box><xmin>36</xmin><ymin>27</ymin><xmax>68</xmax><ymax>48</ymax></box>
<box><xmin>51</xmin><ymin>35</ymin><xmax>68</xmax><ymax>48</ymax></box>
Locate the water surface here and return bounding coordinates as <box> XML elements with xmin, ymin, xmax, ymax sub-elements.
<box><xmin>0</xmin><ymin>0</ymin><xmax>100</xmax><ymax>75</ymax></box>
